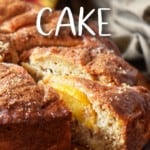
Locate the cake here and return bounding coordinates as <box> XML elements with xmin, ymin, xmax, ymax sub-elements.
<box><xmin>0</xmin><ymin>0</ymin><xmax>150</xmax><ymax>150</ymax></box>
<box><xmin>0</xmin><ymin>63</ymin><xmax>71</xmax><ymax>150</ymax></box>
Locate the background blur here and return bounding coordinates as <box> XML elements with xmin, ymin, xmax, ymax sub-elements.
<box><xmin>27</xmin><ymin>0</ymin><xmax>150</xmax><ymax>76</ymax></box>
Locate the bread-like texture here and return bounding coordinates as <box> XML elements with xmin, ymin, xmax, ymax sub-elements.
<box><xmin>42</xmin><ymin>75</ymin><xmax>150</xmax><ymax>150</ymax></box>
<box><xmin>0</xmin><ymin>63</ymin><xmax>71</xmax><ymax>150</ymax></box>
<box><xmin>23</xmin><ymin>47</ymin><xmax>138</xmax><ymax>85</ymax></box>
<box><xmin>0</xmin><ymin>1</ymin><xmax>150</xmax><ymax>149</ymax></box>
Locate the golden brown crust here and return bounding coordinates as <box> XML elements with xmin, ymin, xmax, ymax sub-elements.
<box><xmin>0</xmin><ymin>63</ymin><xmax>70</xmax><ymax>124</ymax></box>
<box><xmin>0</xmin><ymin>120</ymin><xmax>71</xmax><ymax>150</ymax></box>
<box><xmin>85</xmin><ymin>53</ymin><xmax>138</xmax><ymax>85</ymax></box>
<box><xmin>0</xmin><ymin>10</ymin><xmax>38</xmax><ymax>33</ymax></box>
<box><xmin>0</xmin><ymin>1</ymin><xmax>33</xmax><ymax>24</ymax></box>
<box><xmin>0</xmin><ymin>62</ymin><xmax>41</xmax><ymax>105</ymax></box>
<box><xmin>0</xmin><ymin>63</ymin><xmax>71</xmax><ymax>149</ymax></box>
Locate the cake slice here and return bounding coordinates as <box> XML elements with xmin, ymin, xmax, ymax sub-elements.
<box><xmin>0</xmin><ymin>63</ymin><xmax>71</xmax><ymax>150</ymax></box>
<box><xmin>41</xmin><ymin>75</ymin><xmax>150</xmax><ymax>150</ymax></box>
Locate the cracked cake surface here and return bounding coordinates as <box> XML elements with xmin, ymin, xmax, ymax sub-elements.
<box><xmin>0</xmin><ymin>62</ymin><xmax>71</xmax><ymax>150</ymax></box>
<box><xmin>0</xmin><ymin>0</ymin><xmax>149</xmax><ymax>150</ymax></box>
